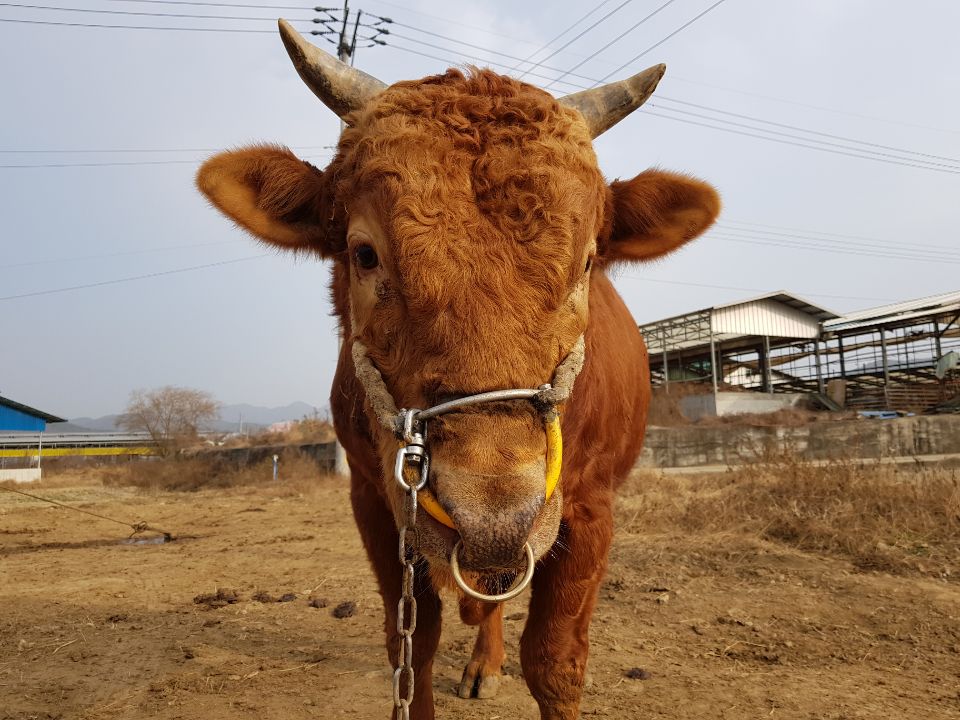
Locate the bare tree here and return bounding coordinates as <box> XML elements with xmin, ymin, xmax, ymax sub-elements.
<box><xmin>117</xmin><ymin>386</ymin><xmax>220</xmax><ymax>456</ymax></box>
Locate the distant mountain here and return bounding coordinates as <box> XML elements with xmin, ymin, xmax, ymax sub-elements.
<box><xmin>59</xmin><ymin>414</ymin><xmax>120</xmax><ymax>432</ymax></box>
<box><xmin>55</xmin><ymin>401</ymin><xmax>325</xmax><ymax>434</ymax></box>
<box><xmin>218</xmin><ymin>401</ymin><xmax>325</xmax><ymax>431</ymax></box>
<box><xmin>45</xmin><ymin>420</ymin><xmax>99</xmax><ymax>433</ymax></box>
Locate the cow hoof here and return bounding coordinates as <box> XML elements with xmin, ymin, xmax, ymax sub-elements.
<box><xmin>457</xmin><ymin>661</ymin><xmax>501</xmax><ymax>699</ymax></box>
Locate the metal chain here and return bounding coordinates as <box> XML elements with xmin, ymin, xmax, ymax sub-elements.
<box><xmin>392</xmin><ymin>411</ymin><xmax>429</xmax><ymax>720</ymax></box>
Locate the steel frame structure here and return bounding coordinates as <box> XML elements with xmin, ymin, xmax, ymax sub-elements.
<box><xmin>641</xmin><ymin>292</ymin><xmax>960</xmax><ymax>412</ymax></box>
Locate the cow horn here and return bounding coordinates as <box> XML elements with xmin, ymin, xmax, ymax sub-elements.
<box><xmin>559</xmin><ymin>64</ymin><xmax>666</xmax><ymax>138</ymax></box>
<box><xmin>278</xmin><ymin>18</ymin><xmax>386</xmax><ymax>119</ymax></box>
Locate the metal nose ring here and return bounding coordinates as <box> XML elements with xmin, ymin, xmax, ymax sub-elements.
<box><xmin>448</xmin><ymin>540</ymin><xmax>535</xmax><ymax>603</ymax></box>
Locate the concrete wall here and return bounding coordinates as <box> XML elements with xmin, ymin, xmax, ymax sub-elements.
<box><xmin>639</xmin><ymin>415</ymin><xmax>960</xmax><ymax>469</ymax></box>
<box><xmin>0</xmin><ymin>468</ymin><xmax>42</xmax><ymax>483</ymax></box>
<box><xmin>679</xmin><ymin>392</ymin><xmax>805</xmax><ymax>421</ymax></box>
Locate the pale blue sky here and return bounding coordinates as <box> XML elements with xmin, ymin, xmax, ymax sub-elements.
<box><xmin>2</xmin><ymin>0</ymin><xmax>958</xmax><ymax>418</ymax></box>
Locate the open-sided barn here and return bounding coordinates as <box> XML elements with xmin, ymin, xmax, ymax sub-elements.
<box><xmin>640</xmin><ymin>290</ymin><xmax>960</xmax><ymax>415</ymax></box>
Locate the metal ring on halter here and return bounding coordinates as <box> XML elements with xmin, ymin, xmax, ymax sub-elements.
<box><xmin>394</xmin><ymin>443</ymin><xmax>429</xmax><ymax>494</ymax></box>
<box><xmin>448</xmin><ymin>540</ymin><xmax>535</xmax><ymax>603</ymax></box>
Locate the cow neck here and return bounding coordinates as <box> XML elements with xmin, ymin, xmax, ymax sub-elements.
<box><xmin>351</xmin><ymin>334</ymin><xmax>586</xmax><ymax>436</ymax></box>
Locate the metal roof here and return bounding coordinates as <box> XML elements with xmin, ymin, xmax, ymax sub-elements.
<box><xmin>638</xmin><ymin>291</ymin><xmax>837</xmax><ymax>331</ymax></box>
<box><xmin>0</xmin><ymin>396</ymin><xmax>66</xmax><ymax>424</ymax></box>
<box><xmin>711</xmin><ymin>291</ymin><xmax>838</xmax><ymax>322</ymax></box>
<box><xmin>824</xmin><ymin>290</ymin><xmax>960</xmax><ymax>334</ymax></box>
<box><xmin>638</xmin><ymin>291</ymin><xmax>839</xmax><ymax>354</ymax></box>
<box><xmin>0</xmin><ymin>432</ymin><xmax>152</xmax><ymax>448</ymax></box>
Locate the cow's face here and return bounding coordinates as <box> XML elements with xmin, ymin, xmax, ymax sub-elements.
<box><xmin>197</xmin><ymin>25</ymin><xmax>719</xmax><ymax>579</ymax></box>
<box><xmin>337</xmin><ymin>74</ymin><xmax>602</xmax><ymax>573</ymax></box>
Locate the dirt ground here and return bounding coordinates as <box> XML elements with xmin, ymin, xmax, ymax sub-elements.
<box><xmin>2</xmin><ymin>470</ymin><xmax>959</xmax><ymax>720</ymax></box>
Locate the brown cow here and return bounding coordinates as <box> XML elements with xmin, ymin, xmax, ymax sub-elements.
<box><xmin>197</xmin><ymin>20</ymin><xmax>719</xmax><ymax>720</ymax></box>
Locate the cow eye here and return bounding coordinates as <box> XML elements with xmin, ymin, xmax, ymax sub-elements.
<box><xmin>584</xmin><ymin>256</ymin><xmax>593</xmax><ymax>273</ymax></box>
<box><xmin>353</xmin><ymin>244</ymin><xmax>379</xmax><ymax>270</ymax></box>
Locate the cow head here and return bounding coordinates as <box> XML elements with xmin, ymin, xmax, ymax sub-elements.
<box><xmin>197</xmin><ymin>20</ymin><xmax>719</xmax><ymax>580</ymax></box>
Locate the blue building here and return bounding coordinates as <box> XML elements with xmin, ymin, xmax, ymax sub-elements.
<box><xmin>0</xmin><ymin>396</ymin><xmax>66</xmax><ymax>432</ymax></box>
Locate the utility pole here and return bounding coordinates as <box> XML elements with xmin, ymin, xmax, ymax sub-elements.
<box><xmin>337</xmin><ymin>0</ymin><xmax>361</xmax><ymax>65</ymax></box>
<box><xmin>335</xmin><ymin>1</ymin><xmax>357</xmax><ymax>478</ymax></box>
<box><xmin>310</xmin><ymin>1</ymin><xmax>388</xmax><ymax>66</ymax></box>
<box><xmin>311</xmin><ymin>1</ymin><xmax>388</xmax><ymax>476</ymax></box>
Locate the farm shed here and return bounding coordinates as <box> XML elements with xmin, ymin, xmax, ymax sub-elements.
<box><xmin>640</xmin><ymin>290</ymin><xmax>960</xmax><ymax>415</ymax></box>
<box><xmin>0</xmin><ymin>395</ymin><xmax>65</xmax><ymax>432</ymax></box>
<box><xmin>639</xmin><ymin>292</ymin><xmax>837</xmax><ymax>414</ymax></box>
<box><xmin>819</xmin><ymin>290</ymin><xmax>960</xmax><ymax>411</ymax></box>
<box><xmin>0</xmin><ymin>396</ymin><xmax>67</xmax><ymax>482</ymax></box>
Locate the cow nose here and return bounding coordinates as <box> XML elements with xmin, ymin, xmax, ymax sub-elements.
<box><xmin>447</xmin><ymin>492</ymin><xmax>544</xmax><ymax>571</ymax></box>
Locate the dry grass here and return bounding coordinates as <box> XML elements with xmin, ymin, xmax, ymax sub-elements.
<box><xmin>25</xmin><ymin>440</ymin><xmax>960</xmax><ymax>583</ymax></box>
<box><xmin>646</xmin><ymin>384</ymin><xmax>705</xmax><ymax>426</ymax></box>
<box><xmin>3</xmin><ymin>463</ymin><xmax>111</xmax><ymax>489</ymax></box>
<box><xmin>221</xmin><ymin>416</ymin><xmax>336</xmax><ymax>448</ymax></box>
<box><xmin>625</xmin><ymin>456</ymin><xmax>960</xmax><ymax>580</ymax></box>
<box><xmin>101</xmin><ymin>449</ymin><xmax>328</xmax><ymax>492</ymax></box>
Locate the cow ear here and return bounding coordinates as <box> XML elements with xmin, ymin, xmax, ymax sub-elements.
<box><xmin>602</xmin><ymin>169</ymin><xmax>720</xmax><ymax>262</ymax></box>
<box><xmin>196</xmin><ymin>145</ymin><xmax>337</xmax><ymax>256</ymax></box>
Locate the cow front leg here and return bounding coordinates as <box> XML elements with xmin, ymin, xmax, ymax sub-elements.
<box><xmin>520</xmin><ymin>507</ymin><xmax>613</xmax><ymax>720</ymax></box>
<box><xmin>351</xmin><ymin>479</ymin><xmax>442</xmax><ymax>720</ymax></box>
<box><xmin>456</xmin><ymin>598</ymin><xmax>505</xmax><ymax>699</ymax></box>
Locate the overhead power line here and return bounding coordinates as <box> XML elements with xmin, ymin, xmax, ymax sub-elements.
<box><xmin>1</xmin><ymin>240</ymin><xmax>244</xmax><ymax>269</ymax></box>
<box><xmin>647</xmin><ymin>103</ymin><xmax>960</xmax><ymax>170</ymax></box>
<box><xmin>0</xmin><ymin>16</ymin><xmax>280</xmax><ymax>31</ymax></box>
<box><xmin>544</xmin><ymin>0</ymin><xmax>678</xmax><ymax>90</ymax></box>
<box><xmin>0</xmin><ymin>255</ymin><xmax>271</xmax><ymax>302</ymax></box>
<box><xmin>384</xmin><ymin>16</ymin><xmax>667</xmax><ymax>79</ymax></box>
<box><xmin>714</xmin><ymin>221</ymin><xmax>960</xmax><ymax>260</ymax></box>
<box><xmin>517</xmin><ymin>0</ymin><xmax>634</xmax><ymax>79</ymax></box>
<box><xmin>380</xmin><ymin>4</ymin><xmax>955</xmax><ymax>137</ymax></box>
<box><xmin>6</xmin><ymin>5</ymin><xmax>955</xmax><ymax>176</ymax></box>
<box><xmin>386</xmin><ymin>30</ymin><xmax>589</xmax><ymax>84</ymax></box>
<box><xmin>1</xmin><ymin>157</ymin><xmax>219</xmax><ymax>167</ymax></box>
<box><xmin>719</xmin><ymin>218</ymin><xmax>960</xmax><ymax>253</ymax></box>
<box><xmin>618</xmin><ymin>273</ymin><xmax>897</xmax><ymax>304</ymax></box>
<box><xmin>666</xmin><ymin>75</ymin><xmax>960</xmax><ymax>137</ymax></box>
<box><xmin>707</xmin><ymin>229</ymin><xmax>960</xmax><ymax>265</ymax></box>
<box><xmin>384</xmin><ymin>40</ymin><xmax>958</xmax><ymax>175</ymax></box>
<box><xmin>0</xmin><ymin>153</ymin><xmax>332</xmax><ymax>168</ymax></box>
<box><xmin>381</xmin><ymin>22</ymin><xmax>603</xmax><ymax>87</ymax></box>
<box><xmin>643</xmin><ymin>108</ymin><xmax>960</xmax><ymax>175</ymax></box>
<box><xmin>359</xmin><ymin>23</ymin><xmax>958</xmax><ymax>171</ymax></box>
<box><xmin>364</xmin><ymin>24</ymin><xmax>957</xmax><ymax>172</ymax></box>
<box><xmin>0</xmin><ymin>2</ymin><xmax>314</xmax><ymax>21</ymax></box>
<box><xmin>591</xmin><ymin>0</ymin><xmax>728</xmax><ymax>85</ymax></box>
<box><xmin>656</xmin><ymin>97</ymin><xmax>960</xmax><ymax>165</ymax></box>
<box><xmin>104</xmin><ymin>0</ymin><xmax>317</xmax><ymax>9</ymax></box>
<box><xmin>0</xmin><ymin>144</ymin><xmax>335</xmax><ymax>154</ymax></box>
<box><xmin>27</xmin><ymin>1</ymin><xmax>960</xmax><ymax>139</ymax></box>
<box><xmin>360</xmin><ymin>0</ymin><xmax>543</xmax><ymax>47</ymax></box>
<box><xmin>506</xmin><ymin>0</ymin><xmax>618</xmax><ymax>73</ymax></box>
<box><xmin>712</xmin><ymin>229</ymin><xmax>960</xmax><ymax>262</ymax></box>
